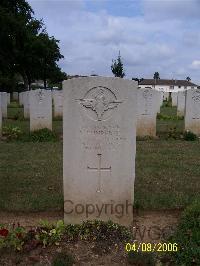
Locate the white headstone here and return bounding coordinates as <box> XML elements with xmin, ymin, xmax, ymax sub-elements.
<box><xmin>30</xmin><ymin>89</ymin><xmax>52</xmax><ymax>131</ymax></box>
<box><xmin>0</xmin><ymin>94</ymin><xmax>2</xmax><ymax>137</ymax></box>
<box><xmin>13</xmin><ymin>92</ymin><xmax>19</xmax><ymax>101</ymax></box>
<box><xmin>1</xmin><ymin>92</ymin><xmax>7</xmax><ymax>118</ymax></box>
<box><xmin>171</xmin><ymin>92</ymin><xmax>178</xmax><ymax>107</ymax></box>
<box><xmin>7</xmin><ymin>93</ymin><xmax>10</xmax><ymax>104</ymax></box>
<box><xmin>23</xmin><ymin>91</ymin><xmax>30</xmax><ymax>119</ymax></box>
<box><xmin>159</xmin><ymin>91</ymin><xmax>164</xmax><ymax>107</ymax></box>
<box><xmin>163</xmin><ymin>92</ymin><xmax>169</xmax><ymax>101</ymax></box>
<box><xmin>155</xmin><ymin>90</ymin><xmax>162</xmax><ymax>113</ymax></box>
<box><xmin>53</xmin><ymin>90</ymin><xmax>63</xmax><ymax>117</ymax></box>
<box><xmin>137</xmin><ymin>88</ymin><xmax>158</xmax><ymax>137</ymax></box>
<box><xmin>63</xmin><ymin>77</ymin><xmax>137</xmax><ymax>226</ymax></box>
<box><xmin>177</xmin><ymin>91</ymin><xmax>186</xmax><ymax>117</ymax></box>
<box><xmin>19</xmin><ymin>92</ymin><xmax>26</xmax><ymax>106</ymax></box>
<box><xmin>185</xmin><ymin>88</ymin><xmax>200</xmax><ymax>135</ymax></box>
<box><xmin>19</xmin><ymin>92</ymin><xmax>23</xmax><ymax>105</ymax></box>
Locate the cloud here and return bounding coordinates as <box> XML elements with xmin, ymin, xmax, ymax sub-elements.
<box><xmin>142</xmin><ymin>0</ymin><xmax>200</xmax><ymax>20</ymax></box>
<box><xmin>182</xmin><ymin>32</ymin><xmax>200</xmax><ymax>47</ymax></box>
<box><xmin>190</xmin><ymin>60</ymin><xmax>200</xmax><ymax>70</ymax></box>
<box><xmin>27</xmin><ymin>0</ymin><xmax>200</xmax><ymax>84</ymax></box>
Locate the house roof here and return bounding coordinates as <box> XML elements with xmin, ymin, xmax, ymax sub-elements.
<box><xmin>139</xmin><ymin>79</ymin><xmax>198</xmax><ymax>87</ymax></box>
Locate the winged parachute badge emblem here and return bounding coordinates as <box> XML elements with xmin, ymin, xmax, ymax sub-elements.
<box><xmin>77</xmin><ymin>86</ymin><xmax>122</xmax><ymax>121</ymax></box>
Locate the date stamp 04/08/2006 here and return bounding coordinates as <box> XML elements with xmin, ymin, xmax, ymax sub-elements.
<box><xmin>125</xmin><ymin>242</ymin><xmax>178</xmax><ymax>253</ymax></box>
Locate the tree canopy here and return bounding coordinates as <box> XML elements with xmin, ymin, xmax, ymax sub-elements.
<box><xmin>0</xmin><ymin>0</ymin><xmax>65</xmax><ymax>92</ymax></box>
<box><xmin>111</xmin><ymin>51</ymin><xmax>125</xmax><ymax>78</ymax></box>
<box><xmin>153</xmin><ymin>72</ymin><xmax>160</xmax><ymax>80</ymax></box>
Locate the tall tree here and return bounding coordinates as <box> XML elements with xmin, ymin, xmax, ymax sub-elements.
<box><xmin>153</xmin><ymin>72</ymin><xmax>160</xmax><ymax>80</ymax></box>
<box><xmin>111</xmin><ymin>51</ymin><xmax>125</xmax><ymax>78</ymax></box>
<box><xmin>32</xmin><ymin>33</ymin><xmax>64</xmax><ymax>89</ymax></box>
<box><xmin>0</xmin><ymin>0</ymin><xmax>64</xmax><ymax>91</ymax></box>
<box><xmin>0</xmin><ymin>0</ymin><xmax>34</xmax><ymax>91</ymax></box>
<box><xmin>15</xmin><ymin>19</ymin><xmax>45</xmax><ymax>89</ymax></box>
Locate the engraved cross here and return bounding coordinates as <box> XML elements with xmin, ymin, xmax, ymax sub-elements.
<box><xmin>87</xmin><ymin>153</ymin><xmax>111</xmax><ymax>193</ymax></box>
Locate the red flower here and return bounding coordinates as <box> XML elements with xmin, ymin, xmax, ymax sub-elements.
<box><xmin>0</xmin><ymin>228</ymin><xmax>9</xmax><ymax>237</ymax></box>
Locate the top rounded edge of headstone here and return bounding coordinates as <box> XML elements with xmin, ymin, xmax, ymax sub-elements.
<box><xmin>62</xmin><ymin>76</ymin><xmax>138</xmax><ymax>87</ymax></box>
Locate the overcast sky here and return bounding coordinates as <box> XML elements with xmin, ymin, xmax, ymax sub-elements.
<box><xmin>29</xmin><ymin>0</ymin><xmax>200</xmax><ymax>84</ymax></box>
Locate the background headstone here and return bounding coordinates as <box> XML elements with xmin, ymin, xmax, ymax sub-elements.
<box><xmin>12</xmin><ymin>92</ymin><xmax>19</xmax><ymax>101</ymax></box>
<box><xmin>1</xmin><ymin>92</ymin><xmax>7</xmax><ymax>118</ymax></box>
<box><xmin>0</xmin><ymin>94</ymin><xmax>2</xmax><ymax>137</ymax></box>
<box><xmin>137</xmin><ymin>88</ymin><xmax>158</xmax><ymax>137</ymax></box>
<box><xmin>185</xmin><ymin>88</ymin><xmax>200</xmax><ymax>135</ymax></box>
<box><xmin>30</xmin><ymin>89</ymin><xmax>52</xmax><ymax>131</ymax></box>
<box><xmin>7</xmin><ymin>93</ymin><xmax>10</xmax><ymax>104</ymax></box>
<box><xmin>19</xmin><ymin>92</ymin><xmax>23</xmax><ymax>105</ymax></box>
<box><xmin>163</xmin><ymin>92</ymin><xmax>169</xmax><ymax>101</ymax></box>
<box><xmin>177</xmin><ymin>91</ymin><xmax>186</xmax><ymax>117</ymax></box>
<box><xmin>160</xmin><ymin>91</ymin><xmax>164</xmax><ymax>107</ymax></box>
<box><xmin>156</xmin><ymin>90</ymin><xmax>162</xmax><ymax>113</ymax></box>
<box><xmin>53</xmin><ymin>90</ymin><xmax>63</xmax><ymax>117</ymax></box>
<box><xmin>171</xmin><ymin>92</ymin><xmax>178</xmax><ymax>107</ymax></box>
<box><xmin>23</xmin><ymin>91</ymin><xmax>30</xmax><ymax>119</ymax></box>
<box><xmin>19</xmin><ymin>92</ymin><xmax>25</xmax><ymax>106</ymax></box>
<box><xmin>63</xmin><ymin>77</ymin><xmax>137</xmax><ymax>226</ymax></box>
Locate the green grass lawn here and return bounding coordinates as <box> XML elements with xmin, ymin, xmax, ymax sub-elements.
<box><xmin>135</xmin><ymin>140</ymin><xmax>200</xmax><ymax>209</ymax></box>
<box><xmin>0</xmin><ymin>104</ymin><xmax>199</xmax><ymax>212</ymax></box>
<box><xmin>157</xmin><ymin>105</ymin><xmax>184</xmax><ymax>138</ymax></box>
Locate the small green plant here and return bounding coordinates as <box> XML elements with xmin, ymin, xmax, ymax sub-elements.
<box><xmin>170</xmin><ymin>200</ymin><xmax>200</xmax><ymax>266</ymax></box>
<box><xmin>127</xmin><ymin>251</ymin><xmax>155</xmax><ymax>265</ymax></box>
<box><xmin>0</xmin><ymin>225</ymin><xmax>26</xmax><ymax>251</ymax></box>
<box><xmin>35</xmin><ymin>219</ymin><xmax>131</xmax><ymax>247</ymax></box>
<box><xmin>0</xmin><ymin>219</ymin><xmax>132</xmax><ymax>253</ymax></box>
<box><xmin>52</xmin><ymin>252</ymin><xmax>75</xmax><ymax>266</ymax></box>
<box><xmin>2</xmin><ymin>125</ymin><xmax>23</xmax><ymax>141</ymax></box>
<box><xmin>183</xmin><ymin>130</ymin><xmax>197</xmax><ymax>141</ymax></box>
<box><xmin>36</xmin><ymin>220</ymin><xmax>65</xmax><ymax>247</ymax></box>
<box><xmin>68</xmin><ymin>220</ymin><xmax>132</xmax><ymax>242</ymax></box>
<box><xmin>167</xmin><ymin>127</ymin><xmax>180</xmax><ymax>139</ymax></box>
<box><xmin>157</xmin><ymin>113</ymin><xmax>184</xmax><ymax>121</ymax></box>
<box><xmin>162</xmin><ymin>99</ymin><xmax>172</xmax><ymax>108</ymax></box>
<box><xmin>30</xmin><ymin>128</ymin><xmax>58</xmax><ymax>142</ymax></box>
<box><xmin>13</xmin><ymin>111</ymin><xmax>24</xmax><ymax>120</ymax></box>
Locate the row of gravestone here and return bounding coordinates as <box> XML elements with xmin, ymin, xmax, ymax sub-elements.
<box><xmin>0</xmin><ymin>88</ymin><xmax>161</xmax><ymax>134</ymax></box>
<box><xmin>20</xmin><ymin>90</ymin><xmax>63</xmax><ymax>119</ymax></box>
<box><xmin>1</xmin><ymin>77</ymin><xmax>200</xmax><ymax>226</ymax></box>
<box><xmin>152</xmin><ymin>90</ymin><xmax>200</xmax><ymax>135</ymax></box>
<box><xmin>0</xmin><ymin>90</ymin><xmax>63</xmax><ymax>132</ymax></box>
<box><xmin>1</xmin><ymin>85</ymin><xmax>200</xmax><ymax>136</ymax></box>
<box><xmin>161</xmin><ymin>91</ymin><xmax>189</xmax><ymax>117</ymax></box>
